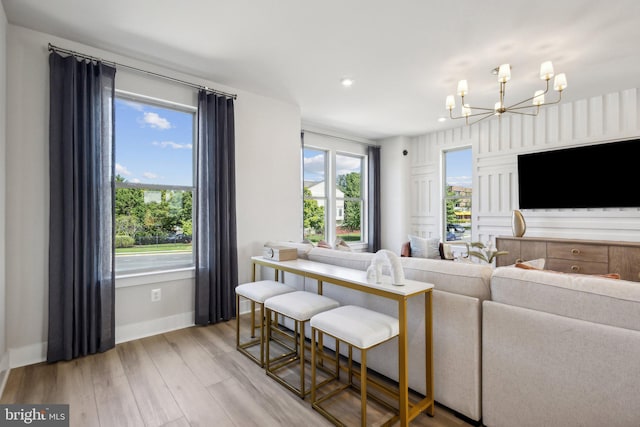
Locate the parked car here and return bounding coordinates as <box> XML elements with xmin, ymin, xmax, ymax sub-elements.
<box><xmin>446</xmin><ymin>231</ymin><xmax>461</xmax><ymax>241</ymax></box>
<box><xmin>447</xmin><ymin>223</ymin><xmax>466</xmax><ymax>233</ymax></box>
<box><xmin>167</xmin><ymin>233</ymin><xmax>192</xmax><ymax>243</ymax></box>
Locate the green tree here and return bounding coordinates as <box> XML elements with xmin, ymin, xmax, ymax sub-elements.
<box><xmin>115</xmin><ymin>215</ymin><xmax>141</xmax><ymax>237</ymax></box>
<box><xmin>337</xmin><ymin>172</ymin><xmax>361</xmax><ymax>231</ymax></box>
<box><xmin>445</xmin><ymin>186</ymin><xmax>457</xmax><ymax>225</ymax></box>
<box><xmin>303</xmin><ymin>187</ymin><xmax>324</xmax><ymax>234</ymax></box>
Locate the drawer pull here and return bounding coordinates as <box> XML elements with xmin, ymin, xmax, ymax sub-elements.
<box><xmin>571</xmin><ymin>265</ymin><xmax>580</xmax><ymax>272</ymax></box>
<box><xmin>571</xmin><ymin>248</ymin><xmax>581</xmax><ymax>255</ymax></box>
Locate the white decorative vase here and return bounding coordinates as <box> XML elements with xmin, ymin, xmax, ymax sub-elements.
<box><xmin>512</xmin><ymin>210</ymin><xmax>526</xmax><ymax>237</ymax></box>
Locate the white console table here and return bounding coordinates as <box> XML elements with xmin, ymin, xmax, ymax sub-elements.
<box><xmin>251</xmin><ymin>256</ymin><xmax>435</xmax><ymax>426</ymax></box>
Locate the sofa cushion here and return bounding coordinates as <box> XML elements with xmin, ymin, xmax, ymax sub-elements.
<box><xmin>400</xmin><ymin>257</ymin><xmax>492</xmax><ymax>301</ymax></box>
<box><xmin>307</xmin><ymin>247</ymin><xmax>374</xmax><ymax>271</ymax></box>
<box><xmin>491</xmin><ymin>266</ymin><xmax>640</xmax><ymax>332</ymax></box>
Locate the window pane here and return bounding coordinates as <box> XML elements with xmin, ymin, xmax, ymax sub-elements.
<box><xmin>115</xmin><ymin>187</ymin><xmax>193</xmax><ymax>274</ymax></box>
<box><xmin>336</xmin><ymin>154</ymin><xmax>363</xmax><ymax>242</ymax></box>
<box><xmin>303</xmin><ymin>148</ymin><xmax>326</xmax><ymax>242</ymax></box>
<box><xmin>115</xmin><ymin>96</ymin><xmax>195</xmax><ymax>274</ymax></box>
<box><xmin>115</xmin><ymin>98</ymin><xmax>194</xmax><ymax>187</ymax></box>
<box><xmin>445</xmin><ymin>148</ymin><xmax>472</xmax><ymax>242</ymax></box>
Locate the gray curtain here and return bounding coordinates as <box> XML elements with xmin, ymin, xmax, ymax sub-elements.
<box><xmin>368</xmin><ymin>145</ymin><xmax>381</xmax><ymax>252</ymax></box>
<box><xmin>48</xmin><ymin>52</ymin><xmax>116</xmax><ymax>362</ymax></box>
<box><xmin>195</xmin><ymin>90</ymin><xmax>238</xmax><ymax>325</ymax></box>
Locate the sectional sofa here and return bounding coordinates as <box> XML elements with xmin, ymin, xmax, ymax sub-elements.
<box><xmin>257</xmin><ymin>241</ymin><xmax>640</xmax><ymax>427</ymax></box>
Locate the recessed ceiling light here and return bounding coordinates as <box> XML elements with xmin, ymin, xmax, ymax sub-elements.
<box><xmin>340</xmin><ymin>77</ymin><xmax>354</xmax><ymax>87</ymax></box>
<box><xmin>437</xmin><ymin>117</ymin><xmax>447</xmax><ymax>123</ymax></box>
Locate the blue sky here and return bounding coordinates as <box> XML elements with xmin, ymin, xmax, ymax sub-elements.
<box><xmin>303</xmin><ymin>148</ymin><xmax>361</xmax><ymax>182</ymax></box>
<box><xmin>115</xmin><ymin>98</ymin><xmax>194</xmax><ymax>187</ymax></box>
<box><xmin>445</xmin><ymin>148</ymin><xmax>472</xmax><ymax>188</ymax></box>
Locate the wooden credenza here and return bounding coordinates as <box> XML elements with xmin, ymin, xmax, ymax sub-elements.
<box><xmin>495</xmin><ymin>236</ymin><xmax>640</xmax><ymax>282</ymax></box>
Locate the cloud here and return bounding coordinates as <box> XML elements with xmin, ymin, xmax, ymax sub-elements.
<box><xmin>447</xmin><ymin>175</ymin><xmax>472</xmax><ymax>187</ymax></box>
<box><xmin>115</xmin><ymin>163</ymin><xmax>132</xmax><ymax>176</ymax></box>
<box><xmin>131</xmin><ymin>178</ymin><xmax>141</xmax><ymax>183</ymax></box>
<box><xmin>152</xmin><ymin>141</ymin><xmax>193</xmax><ymax>150</ymax></box>
<box><xmin>143</xmin><ymin>172</ymin><xmax>159</xmax><ymax>179</ymax></box>
<box><xmin>336</xmin><ymin>155</ymin><xmax>361</xmax><ymax>176</ymax></box>
<box><xmin>142</xmin><ymin>112</ymin><xmax>171</xmax><ymax>130</ymax></box>
<box><xmin>303</xmin><ymin>154</ymin><xmax>326</xmax><ymax>177</ymax></box>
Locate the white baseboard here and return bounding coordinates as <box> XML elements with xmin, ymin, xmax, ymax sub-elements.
<box><xmin>115</xmin><ymin>311</ymin><xmax>195</xmax><ymax>344</ymax></box>
<box><xmin>10</xmin><ymin>342</ymin><xmax>46</xmax><ymax>368</ymax></box>
<box><xmin>8</xmin><ymin>312</ymin><xmax>196</xmax><ymax>368</ymax></box>
<box><xmin>0</xmin><ymin>352</ymin><xmax>10</xmax><ymax>397</ymax></box>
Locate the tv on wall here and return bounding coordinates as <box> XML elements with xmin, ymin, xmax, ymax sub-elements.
<box><xmin>517</xmin><ymin>139</ymin><xmax>640</xmax><ymax>209</ymax></box>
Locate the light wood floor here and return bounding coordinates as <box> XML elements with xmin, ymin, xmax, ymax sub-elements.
<box><xmin>1</xmin><ymin>316</ymin><xmax>473</xmax><ymax>427</ymax></box>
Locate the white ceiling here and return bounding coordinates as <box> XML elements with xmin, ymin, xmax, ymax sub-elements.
<box><xmin>3</xmin><ymin>0</ymin><xmax>640</xmax><ymax>140</ymax></box>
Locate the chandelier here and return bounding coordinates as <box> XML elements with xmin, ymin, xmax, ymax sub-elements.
<box><xmin>445</xmin><ymin>61</ymin><xmax>567</xmax><ymax>125</ymax></box>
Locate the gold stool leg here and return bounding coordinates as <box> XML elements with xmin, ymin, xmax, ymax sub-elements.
<box><xmin>299</xmin><ymin>320</ymin><xmax>306</xmax><ymax>398</ymax></box>
<box><xmin>361</xmin><ymin>349</ymin><xmax>367</xmax><ymax>427</ymax></box>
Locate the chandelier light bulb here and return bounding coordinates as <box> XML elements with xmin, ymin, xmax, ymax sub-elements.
<box><xmin>462</xmin><ymin>104</ymin><xmax>471</xmax><ymax>117</ymax></box>
<box><xmin>494</xmin><ymin>101</ymin><xmax>503</xmax><ymax>114</ymax></box>
<box><xmin>457</xmin><ymin>80</ymin><xmax>468</xmax><ymax>97</ymax></box>
<box><xmin>498</xmin><ymin>64</ymin><xmax>511</xmax><ymax>83</ymax></box>
<box><xmin>445</xmin><ymin>95</ymin><xmax>456</xmax><ymax>110</ymax></box>
<box><xmin>533</xmin><ymin>90</ymin><xmax>545</xmax><ymax>106</ymax></box>
<box><xmin>553</xmin><ymin>73</ymin><xmax>567</xmax><ymax>91</ymax></box>
<box><xmin>539</xmin><ymin>61</ymin><xmax>554</xmax><ymax>80</ymax></box>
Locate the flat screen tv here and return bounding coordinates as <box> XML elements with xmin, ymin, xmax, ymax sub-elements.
<box><xmin>517</xmin><ymin>139</ymin><xmax>640</xmax><ymax>209</ymax></box>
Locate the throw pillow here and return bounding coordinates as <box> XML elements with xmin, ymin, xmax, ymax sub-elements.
<box><xmin>408</xmin><ymin>235</ymin><xmax>441</xmax><ymax>259</ymax></box>
<box><xmin>317</xmin><ymin>240</ymin><xmax>332</xmax><ymax>249</ymax></box>
<box><xmin>334</xmin><ymin>238</ymin><xmax>352</xmax><ymax>251</ymax></box>
<box><xmin>441</xmin><ymin>243</ymin><xmax>455</xmax><ymax>260</ymax></box>
<box><xmin>513</xmin><ymin>258</ymin><xmax>546</xmax><ymax>269</ymax></box>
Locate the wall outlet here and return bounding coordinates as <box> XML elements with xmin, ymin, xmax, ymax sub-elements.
<box><xmin>151</xmin><ymin>288</ymin><xmax>161</xmax><ymax>302</ymax></box>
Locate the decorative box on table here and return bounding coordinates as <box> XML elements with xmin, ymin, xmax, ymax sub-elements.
<box><xmin>263</xmin><ymin>246</ymin><xmax>297</xmax><ymax>261</ymax></box>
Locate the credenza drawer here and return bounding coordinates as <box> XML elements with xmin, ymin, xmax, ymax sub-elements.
<box><xmin>545</xmin><ymin>259</ymin><xmax>609</xmax><ymax>275</ymax></box>
<box><xmin>546</xmin><ymin>242</ymin><xmax>608</xmax><ymax>263</ymax></box>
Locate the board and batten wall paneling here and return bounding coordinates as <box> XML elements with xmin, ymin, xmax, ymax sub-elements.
<box><xmin>408</xmin><ymin>88</ymin><xmax>640</xmax><ymax>245</ymax></box>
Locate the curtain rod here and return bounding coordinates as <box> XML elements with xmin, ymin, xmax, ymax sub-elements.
<box><xmin>48</xmin><ymin>43</ymin><xmax>237</xmax><ymax>99</ymax></box>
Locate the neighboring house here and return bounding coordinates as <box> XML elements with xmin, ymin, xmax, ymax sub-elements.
<box><xmin>305</xmin><ymin>181</ymin><xmax>345</xmax><ymax>223</ymax></box>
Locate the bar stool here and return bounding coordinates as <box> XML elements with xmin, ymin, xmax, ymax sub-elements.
<box><xmin>310</xmin><ymin>305</ymin><xmax>400</xmax><ymax>427</ymax></box>
<box><xmin>264</xmin><ymin>290</ymin><xmax>340</xmax><ymax>398</ymax></box>
<box><xmin>235</xmin><ymin>280</ymin><xmax>295</xmax><ymax>367</ymax></box>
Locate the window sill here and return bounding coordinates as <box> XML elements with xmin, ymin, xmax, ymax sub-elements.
<box><xmin>116</xmin><ymin>267</ymin><xmax>195</xmax><ymax>288</ymax></box>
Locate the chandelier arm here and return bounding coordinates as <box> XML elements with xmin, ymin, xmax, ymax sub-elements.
<box><xmin>449</xmin><ymin>110</ymin><xmax>497</xmax><ymax>120</ymax></box>
<box><xmin>505</xmin><ymin>109</ymin><xmax>540</xmax><ymax>117</ymax></box>
<box><xmin>508</xmin><ymin>89</ymin><xmax>564</xmax><ymax>111</ymax></box>
<box><xmin>505</xmin><ymin>80</ymin><xmax>551</xmax><ymax>109</ymax></box>
<box><xmin>467</xmin><ymin>112</ymin><xmax>498</xmax><ymax>126</ymax></box>
<box><xmin>462</xmin><ymin>105</ymin><xmax>495</xmax><ymax>112</ymax></box>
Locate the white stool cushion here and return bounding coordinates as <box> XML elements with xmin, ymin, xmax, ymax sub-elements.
<box><xmin>235</xmin><ymin>280</ymin><xmax>294</xmax><ymax>303</ymax></box>
<box><xmin>311</xmin><ymin>305</ymin><xmax>399</xmax><ymax>349</ymax></box>
<box><xmin>264</xmin><ymin>291</ymin><xmax>339</xmax><ymax>321</ymax></box>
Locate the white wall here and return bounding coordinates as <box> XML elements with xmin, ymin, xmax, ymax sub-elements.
<box><xmin>406</xmin><ymin>89</ymin><xmax>640</xmax><ymax>245</ymax></box>
<box><xmin>5</xmin><ymin>25</ymin><xmax>301</xmax><ymax>367</ymax></box>
<box><xmin>0</xmin><ymin>1</ymin><xmax>9</xmax><ymax>387</ymax></box>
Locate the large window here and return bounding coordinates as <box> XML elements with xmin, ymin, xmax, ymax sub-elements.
<box><xmin>443</xmin><ymin>148</ymin><xmax>472</xmax><ymax>242</ymax></box>
<box><xmin>303</xmin><ymin>137</ymin><xmax>367</xmax><ymax>247</ymax></box>
<box><xmin>303</xmin><ymin>148</ymin><xmax>327</xmax><ymax>242</ymax></box>
<box><xmin>114</xmin><ymin>94</ymin><xmax>196</xmax><ymax>274</ymax></box>
<box><xmin>335</xmin><ymin>154</ymin><xmax>364</xmax><ymax>242</ymax></box>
